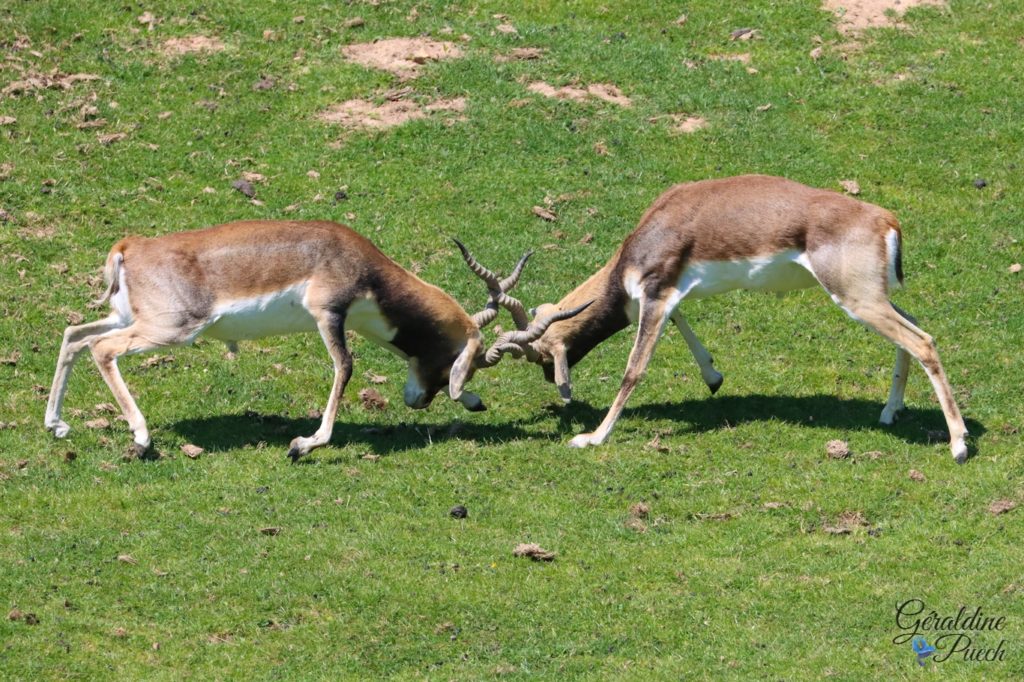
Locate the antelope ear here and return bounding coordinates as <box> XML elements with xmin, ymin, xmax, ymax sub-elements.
<box><xmin>553</xmin><ymin>344</ymin><xmax>572</xmax><ymax>403</ymax></box>
<box><xmin>449</xmin><ymin>335</ymin><xmax>481</xmax><ymax>401</ymax></box>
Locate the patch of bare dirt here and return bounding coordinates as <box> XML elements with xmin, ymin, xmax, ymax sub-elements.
<box><xmin>730</xmin><ymin>28</ymin><xmax>760</xmax><ymax>41</ymax></box>
<box><xmin>318</xmin><ymin>95</ymin><xmax>466</xmax><ymax>131</ymax></box>
<box><xmin>513</xmin><ymin>543</ymin><xmax>556</xmax><ymax>561</ymax></box>
<box><xmin>358</xmin><ymin>387</ymin><xmax>389</xmax><ymax>411</ymax></box>
<box><xmin>823</xmin><ymin>510</ymin><xmax>869</xmax><ymax>534</ymax></box>
<box><xmin>625</xmin><ymin>502</ymin><xmax>650</xmax><ymax>533</ymax></box>
<box><xmin>988</xmin><ymin>499</ymin><xmax>1016</xmax><ymax>515</ymax></box>
<box><xmin>526</xmin><ymin>81</ymin><xmax>631</xmax><ymax>107</ymax></box>
<box><xmin>629</xmin><ymin>502</ymin><xmax>650</xmax><ymax>519</ymax></box>
<box><xmin>341</xmin><ymin>37</ymin><xmax>463</xmax><ymax>79</ymax></box>
<box><xmin>531</xmin><ymin>205</ymin><xmax>557</xmax><ymax>222</ymax></box>
<box><xmin>824</xmin><ymin>0</ymin><xmax>946</xmax><ymax>34</ymax></box>
<box><xmin>2</xmin><ymin>71</ymin><xmax>100</xmax><ymax>97</ymax></box>
<box><xmin>707</xmin><ymin>53</ymin><xmax>751</xmax><ymax>64</ymax></box>
<box><xmin>839</xmin><ymin>179</ymin><xmax>861</xmax><ymax>195</ymax></box>
<box><xmin>648</xmin><ymin>113</ymin><xmax>709</xmax><ymax>134</ymax></box>
<box><xmin>703</xmin><ymin>53</ymin><xmax>758</xmax><ymax>74</ymax></box>
<box><xmin>825</xmin><ymin>439</ymin><xmax>851</xmax><ymax>459</ymax></box>
<box><xmin>181</xmin><ymin>443</ymin><xmax>204</xmax><ymax>459</ymax></box>
<box><xmin>670</xmin><ymin>114</ymin><xmax>709</xmax><ymax>134</ymax></box>
<box><xmin>161</xmin><ymin>35</ymin><xmax>225</xmax><ymax>56</ymax></box>
<box><xmin>494</xmin><ymin>47</ymin><xmax>546</xmax><ymax>63</ymax></box>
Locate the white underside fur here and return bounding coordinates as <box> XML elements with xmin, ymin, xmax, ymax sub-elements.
<box><xmin>202</xmin><ymin>282</ymin><xmax>318</xmax><ymax>341</ymax></box>
<box><xmin>624</xmin><ymin>250</ymin><xmax>820</xmax><ymax>314</ymax></box>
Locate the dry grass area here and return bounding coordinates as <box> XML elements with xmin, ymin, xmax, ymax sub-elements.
<box><xmin>318</xmin><ymin>95</ymin><xmax>466</xmax><ymax>130</ymax></box>
<box><xmin>525</xmin><ymin>81</ymin><xmax>632</xmax><ymax>107</ymax></box>
<box><xmin>823</xmin><ymin>0</ymin><xmax>947</xmax><ymax>33</ymax></box>
<box><xmin>160</xmin><ymin>35</ymin><xmax>226</xmax><ymax>56</ymax></box>
<box><xmin>340</xmin><ymin>37</ymin><xmax>463</xmax><ymax>79</ymax></box>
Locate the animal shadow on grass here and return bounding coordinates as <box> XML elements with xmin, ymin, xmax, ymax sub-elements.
<box><xmin>171</xmin><ymin>396</ymin><xmax>984</xmax><ymax>460</ymax></box>
<box><xmin>171</xmin><ymin>410</ymin><xmax>540</xmax><ymax>461</ymax></box>
<box><xmin>553</xmin><ymin>394</ymin><xmax>985</xmax><ymax>450</ymax></box>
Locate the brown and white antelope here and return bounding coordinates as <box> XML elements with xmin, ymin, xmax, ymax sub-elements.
<box><xmin>515</xmin><ymin>175</ymin><xmax>969</xmax><ymax>462</ymax></box>
<box><xmin>44</xmin><ymin>220</ymin><xmax>581</xmax><ymax>460</ymax></box>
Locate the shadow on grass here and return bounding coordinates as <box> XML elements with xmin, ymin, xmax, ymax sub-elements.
<box><xmin>171</xmin><ymin>394</ymin><xmax>985</xmax><ymax>460</ymax></box>
<box><xmin>170</xmin><ymin>409</ymin><xmax>544</xmax><ymax>459</ymax></box>
<box><xmin>555</xmin><ymin>393</ymin><xmax>986</xmax><ymax>448</ymax></box>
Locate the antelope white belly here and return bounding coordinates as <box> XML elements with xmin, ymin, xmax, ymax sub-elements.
<box><xmin>203</xmin><ymin>283</ymin><xmax>317</xmax><ymax>341</ymax></box>
<box><xmin>678</xmin><ymin>250</ymin><xmax>818</xmax><ymax>300</ymax></box>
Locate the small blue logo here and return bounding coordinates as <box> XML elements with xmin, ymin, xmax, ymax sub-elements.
<box><xmin>912</xmin><ymin>636</ymin><xmax>937</xmax><ymax>666</ymax></box>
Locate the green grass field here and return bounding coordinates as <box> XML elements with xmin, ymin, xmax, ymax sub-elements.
<box><xmin>1</xmin><ymin>1</ymin><xmax>1022</xmax><ymax>678</ymax></box>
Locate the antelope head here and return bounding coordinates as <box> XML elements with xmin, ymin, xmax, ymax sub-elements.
<box><xmin>455</xmin><ymin>238</ymin><xmax>593</xmax><ymax>395</ymax></box>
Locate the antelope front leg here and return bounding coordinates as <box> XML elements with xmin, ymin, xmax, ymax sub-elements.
<box><xmin>670</xmin><ymin>309</ymin><xmax>723</xmax><ymax>394</ymax></box>
<box><xmin>45</xmin><ymin>315</ymin><xmax>126</xmax><ymax>438</ymax></box>
<box><xmin>288</xmin><ymin>313</ymin><xmax>352</xmax><ymax>462</ymax></box>
<box><xmin>553</xmin><ymin>344</ymin><xmax>572</xmax><ymax>403</ymax></box>
<box><xmin>570</xmin><ymin>298</ymin><xmax>669</xmax><ymax>448</ymax></box>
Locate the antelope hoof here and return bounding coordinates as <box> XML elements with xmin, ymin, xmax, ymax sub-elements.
<box><xmin>47</xmin><ymin>420</ymin><xmax>71</xmax><ymax>439</ymax></box>
<box><xmin>132</xmin><ymin>441</ymin><xmax>151</xmax><ymax>458</ymax></box>
<box><xmin>879</xmin><ymin>403</ymin><xmax>904</xmax><ymax>425</ymax></box>
<box><xmin>458</xmin><ymin>391</ymin><xmax>486</xmax><ymax>412</ymax></box>
<box><xmin>287</xmin><ymin>437</ymin><xmax>311</xmax><ymax>463</ymax></box>
<box><xmin>951</xmin><ymin>434</ymin><xmax>968</xmax><ymax>465</ymax></box>
<box><xmin>568</xmin><ymin>433</ymin><xmax>599</xmax><ymax>448</ymax></box>
<box><xmin>707</xmin><ymin>373</ymin><xmax>724</xmax><ymax>395</ymax></box>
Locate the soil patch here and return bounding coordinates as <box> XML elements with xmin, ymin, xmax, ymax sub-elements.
<box><xmin>2</xmin><ymin>71</ymin><xmax>100</xmax><ymax>97</ymax></box>
<box><xmin>707</xmin><ymin>53</ymin><xmax>751</xmax><ymax>64</ymax></box>
<box><xmin>341</xmin><ymin>37</ymin><xmax>463</xmax><ymax>79</ymax></box>
<box><xmin>671</xmin><ymin>115</ymin><xmax>708</xmax><ymax>134</ymax></box>
<box><xmin>526</xmin><ymin>81</ymin><xmax>631</xmax><ymax>107</ymax></box>
<box><xmin>824</xmin><ymin>0</ymin><xmax>946</xmax><ymax>33</ymax></box>
<box><xmin>494</xmin><ymin>47</ymin><xmax>546</xmax><ymax>63</ymax></box>
<box><xmin>318</xmin><ymin>96</ymin><xmax>466</xmax><ymax>130</ymax></box>
<box><xmin>161</xmin><ymin>35</ymin><xmax>226</xmax><ymax>55</ymax></box>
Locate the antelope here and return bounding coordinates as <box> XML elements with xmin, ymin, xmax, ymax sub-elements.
<box><xmin>44</xmin><ymin>220</ymin><xmax>583</xmax><ymax>460</ymax></box>
<box><xmin>517</xmin><ymin>175</ymin><xmax>969</xmax><ymax>462</ymax></box>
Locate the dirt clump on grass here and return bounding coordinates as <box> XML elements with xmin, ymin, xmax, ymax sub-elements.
<box><xmin>341</xmin><ymin>37</ymin><xmax>462</xmax><ymax>79</ymax></box>
<box><xmin>494</xmin><ymin>47</ymin><xmax>546</xmax><ymax>63</ymax></box>
<box><xmin>823</xmin><ymin>0</ymin><xmax>946</xmax><ymax>33</ymax></box>
<box><xmin>825</xmin><ymin>439</ymin><xmax>851</xmax><ymax>459</ymax></box>
<box><xmin>625</xmin><ymin>502</ymin><xmax>650</xmax><ymax>533</ymax></box>
<box><xmin>318</xmin><ymin>96</ymin><xmax>465</xmax><ymax>131</ymax></box>
<box><xmin>161</xmin><ymin>35</ymin><xmax>225</xmax><ymax>56</ymax></box>
<box><xmin>670</xmin><ymin>114</ymin><xmax>709</xmax><ymax>134</ymax></box>
<box><xmin>823</xmin><ymin>510</ymin><xmax>869</xmax><ymax>534</ymax></box>
<box><xmin>526</xmin><ymin>81</ymin><xmax>631</xmax><ymax>107</ymax></box>
<box><xmin>707</xmin><ymin>52</ymin><xmax>752</xmax><ymax>64</ymax></box>
<box><xmin>988</xmin><ymin>499</ymin><xmax>1016</xmax><ymax>515</ymax></box>
<box><xmin>2</xmin><ymin>71</ymin><xmax>100</xmax><ymax>97</ymax></box>
<box><xmin>513</xmin><ymin>543</ymin><xmax>556</xmax><ymax>561</ymax></box>
<box><xmin>358</xmin><ymin>387</ymin><xmax>389</xmax><ymax>411</ymax></box>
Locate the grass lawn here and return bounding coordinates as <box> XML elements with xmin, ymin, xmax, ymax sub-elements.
<box><xmin>1</xmin><ymin>0</ymin><xmax>1022</xmax><ymax>678</ymax></box>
